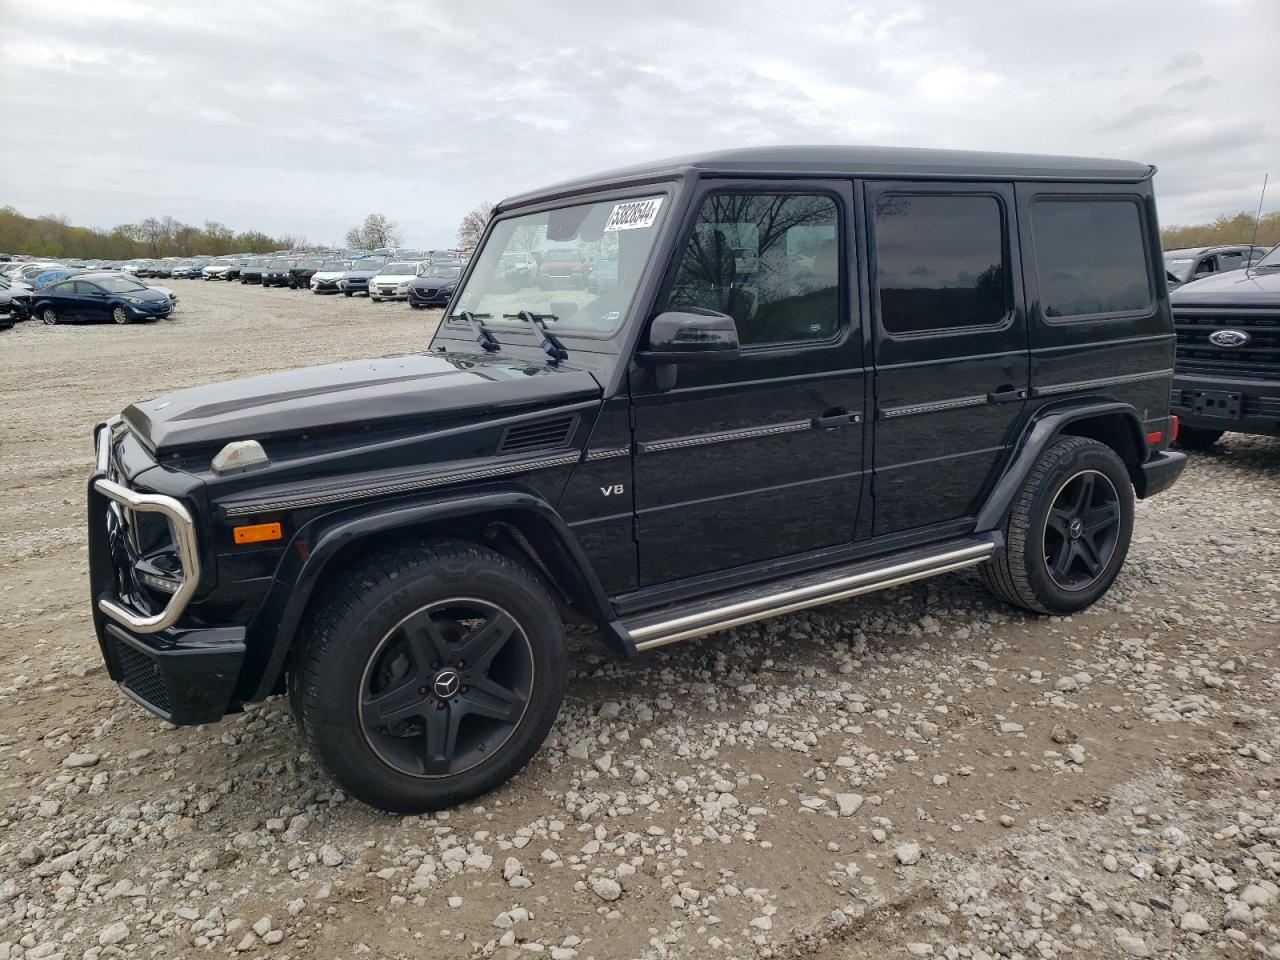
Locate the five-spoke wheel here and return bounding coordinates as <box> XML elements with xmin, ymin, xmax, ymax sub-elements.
<box><xmin>359</xmin><ymin>599</ymin><xmax>533</xmax><ymax>779</ymax></box>
<box><xmin>291</xmin><ymin>541</ymin><xmax>566</xmax><ymax>814</ymax></box>
<box><xmin>981</xmin><ymin>436</ymin><xmax>1134</xmax><ymax>614</ymax></box>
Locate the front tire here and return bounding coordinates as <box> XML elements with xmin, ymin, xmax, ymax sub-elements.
<box><xmin>291</xmin><ymin>540</ymin><xmax>567</xmax><ymax>814</ymax></box>
<box><xmin>1175</xmin><ymin>426</ymin><xmax>1223</xmax><ymax>452</ymax></box>
<box><xmin>112</xmin><ymin>305</ymin><xmax>131</xmax><ymax>325</ymax></box>
<box><xmin>980</xmin><ymin>436</ymin><xmax>1133</xmax><ymax>615</ymax></box>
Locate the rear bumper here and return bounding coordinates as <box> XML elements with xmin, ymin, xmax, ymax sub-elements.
<box><xmin>1136</xmin><ymin>449</ymin><xmax>1186</xmax><ymax>499</ymax></box>
<box><xmin>1171</xmin><ymin>373</ymin><xmax>1280</xmax><ymax>437</ymax></box>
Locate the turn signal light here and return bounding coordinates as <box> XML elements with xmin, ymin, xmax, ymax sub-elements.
<box><xmin>233</xmin><ymin>522</ymin><xmax>282</xmax><ymax>545</ymax></box>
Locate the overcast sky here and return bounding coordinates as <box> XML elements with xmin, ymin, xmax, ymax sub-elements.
<box><xmin>2</xmin><ymin>0</ymin><xmax>1277</xmax><ymax>248</ymax></box>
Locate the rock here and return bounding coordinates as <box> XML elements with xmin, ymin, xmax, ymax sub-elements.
<box><xmin>63</xmin><ymin>752</ymin><xmax>100</xmax><ymax>768</ymax></box>
<box><xmin>252</xmin><ymin>916</ymin><xmax>273</xmax><ymax>936</ymax></box>
<box><xmin>1242</xmin><ymin>883</ymin><xmax>1276</xmax><ymax>908</ymax></box>
<box><xmin>999</xmin><ymin>815</ymin><xmax>1015</xmax><ymax>828</ymax></box>
<box><xmin>591</xmin><ymin>876</ymin><xmax>622</xmax><ymax>901</ymax></box>
<box><xmin>1114</xmin><ymin>931</ymin><xmax>1150</xmax><ymax>957</ymax></box>
<box><xmin>319</xmin><ymin>843</ymin><xmax>344</xmax><ymax>867</ymax></box>
<box><xmin>1066</xmin><ymin>744</ymin><xmax>1087</xmax><ymax>765</ymax></box>
<box><xmin>504</xmin><ymin>857</ymin><xmax>523</xmax><ymax>881</ymax></box>
<box><xmin>999</xmin><ymin>722</ymin><xmax>1024</xmax><ymax>734</ymax></box>
<box><xmin>98</xmin><ymin>922</ymin><xmax>129</xmax><ymax>946</ymax></box>
<box><xmin>1179</xmin><ymin>912</ymin><xmax>1211</xmax><ymax>933</ymax></box>
<box><xmin>835</xmin><ymin>793</ymin><xmax>864</xmax><ymax>817</ymax></box>
<box><xmin>598</xmin><ymin>701</ymin><xmax>622</xmax><ymax>720</ymax></box>
<box><xmin>906</xmin><ymin>945</ymin><xmax>934</xmax><ymax>957</ymax></box>
<box><xmin>895</xmin><ymin>843</ymin><xmax>922</xmax><ymax>866</ymax></box>
<box><xmin>189</xmin><ymin>849</ymin><xmax>218</xmax><ymax>871</ymax></box>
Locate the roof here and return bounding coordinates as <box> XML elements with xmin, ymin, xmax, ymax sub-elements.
<box><xmin>1163</xmin><ymin>244</ymin><xmax>1262</xmax><ymax>257</ymax></box>
<box><xmin>499</xmin><ymin>145</ymin><xmax>1155</xmax><ymax>210</ymax></box>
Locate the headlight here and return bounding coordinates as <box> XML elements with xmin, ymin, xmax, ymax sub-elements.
<box><xmin>124</xmin><ymin>296</ymin><xmax>144</xmax><ymax>304</ymax></box>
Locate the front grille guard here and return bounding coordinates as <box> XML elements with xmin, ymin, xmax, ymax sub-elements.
<box><xmin>94</xmin><ymin>423</ymin><xmax>201</xmax><ymax>633</ymax></box>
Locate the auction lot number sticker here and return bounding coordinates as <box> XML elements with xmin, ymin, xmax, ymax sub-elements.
<box><xmin>605</xmin><ymin>197</ymin><xmax>663</xmax><ymax>231</ymax></box>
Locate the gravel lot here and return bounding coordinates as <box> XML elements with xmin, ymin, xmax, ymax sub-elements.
<box><xmin>1</xmin><ymin>281</ymin><xmax>1278</xmax><ymax>960</ymax></box>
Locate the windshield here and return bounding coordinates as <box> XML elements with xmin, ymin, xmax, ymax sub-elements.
<box><xmin>451</xmin><ymin>194</ymin><xmax>668</xmax><ymax>335</ymax></box>
<box><xmin>1163</xmin><ymin>257</ymin><xmax>1195</xmax><ymax>281</ymax></box>
<box><xmin>422</xmin><ymin>264</ymin><xmax>463</xmax><ymax>280</ymax></box>
<box><xmin>320</xmin><ymin>261</ymin><xmax>347</xmax><ymax>271</ymax></box>
<box><xmin>300</xmin><ymin>259</ymin><xmax>321</xmax><ymax>268</ymax></box>
<box><xmin>98</xmin><ymin>276</ymin><xmax>148</xmax><ymax>293</ymax></box>
<box><xmin>1254</xmin><ymin>244</ymin><xmax>1280</xmax><ymax>269</ymax></box>
<box><xmin>380</xmin><ymin>262</ymin><xmax>417</xmax><ymax>275</ymax></box>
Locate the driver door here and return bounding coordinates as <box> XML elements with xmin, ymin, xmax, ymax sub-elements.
<box><xmin>630</xmin><ymin>181</ymin><xmax>866</xmax><ymax>586</ymax></box>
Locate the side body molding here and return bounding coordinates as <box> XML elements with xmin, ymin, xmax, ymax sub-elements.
<box><xmin>243</xmin><ymin>488</ymin><xmax>624</xmax><ymax>701</ymax></box>
<box><xmin>974</xmin><ymin>399</ymin><xmax>1147</xmax><ymax>532</ymax></box>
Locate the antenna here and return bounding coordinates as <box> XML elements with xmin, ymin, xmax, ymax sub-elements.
<box><xmin>1248</xmin><ymin>173</ymin><xmax>1269</xmax><ymax>274</ymax></box>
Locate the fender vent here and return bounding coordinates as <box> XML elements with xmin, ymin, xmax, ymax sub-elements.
<box><xmin>498</xmin><ymin>415</ymin><xmax>577</xmax><ymax>455</ymax></box>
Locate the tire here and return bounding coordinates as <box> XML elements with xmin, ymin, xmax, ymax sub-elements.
<box><xmin>980</xmin><ymin>436</ymin><xmax>1134</xmax><ymax>615</ymax></box>
<box><xmin>1174</xmin><ymin>426</ymin><xmax>1223</xmax><ymax>452</ymax></box>
<box><xmin>343</xmin><ymin>291</ymin><xmax>352</xmax><ymax>297</ymax></box>
<box><xmin>291</xmin><ymin>540</ymin><xmax>567</xmax><ymax>813</ymax></box>
<box><xmin>41</xmin><ymin>306</ymin><xmax>57</xmax><ymax>325</ymax></box>
<box><xmin>112</xmin><ymin>305</ymin><xmax>131</xmax><ymax>325</ymax></box>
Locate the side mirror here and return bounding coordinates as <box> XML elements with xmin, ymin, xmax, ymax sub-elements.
<box><xmin>636</xmin><ymin>309</ymin><xmax>740</xmax><ymax>365</ymax></box>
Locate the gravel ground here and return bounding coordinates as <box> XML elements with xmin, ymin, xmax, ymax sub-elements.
<box><xmin>1</xmin><ymin>280</ymin><xmax>1278</xmax><ymax>960</ymax></box>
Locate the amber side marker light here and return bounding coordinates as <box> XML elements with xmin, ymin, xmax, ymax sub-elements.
<box><xmin>233</xmin><ymin>522</ymin><xmax>282</xmax><ymax>545</ymax></box>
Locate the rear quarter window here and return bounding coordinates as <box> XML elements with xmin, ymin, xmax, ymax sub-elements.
<box><xmin>1030</xmin><ymin>198</ymin><xmax>1153</xmax><ymax>320</ymax></box>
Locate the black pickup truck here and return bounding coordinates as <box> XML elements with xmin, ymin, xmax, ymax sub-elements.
<box><xmin>86</xmin><ymin>146</ymin><xmax>1184</xmax><ymax>813</ymax></box>
<box><xmin>1170</xmin><ymin>243</ymin><xmax>1280</xmax><ymax>448</ymax></box>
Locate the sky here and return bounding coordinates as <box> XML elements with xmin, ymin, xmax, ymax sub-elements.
<box><xmin>1</xmin><ymin>0</ymin><xmax>1277</xmax><ymax>249</ymax></box>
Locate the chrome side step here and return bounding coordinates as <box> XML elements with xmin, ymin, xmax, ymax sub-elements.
<box><xmin>624</xmin><ymin>537</ymin><xmax>995</xmax><ymax>652</ymax></box>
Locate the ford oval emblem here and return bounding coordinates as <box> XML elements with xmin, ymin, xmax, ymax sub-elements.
<box><xmin>1208</xmin><ymin>329</ymin><xmax>1250</xmax><ymax>348</ymax></box>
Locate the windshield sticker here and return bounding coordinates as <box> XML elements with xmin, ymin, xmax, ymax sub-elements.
<box><xmin>605</xmin><ymin>197</ymin><xmax>663</xmax><ymax>232</ymax></box>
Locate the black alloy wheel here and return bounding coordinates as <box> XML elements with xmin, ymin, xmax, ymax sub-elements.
<box><xmin>1042</xmin><ymin>469</ymin><xmax>1120</xmax><ymax>591</ymax></box>
<box><xmin>359</xmin><ymin>598</ymin><xmax>533</xmax><ymax>778</ymax></box>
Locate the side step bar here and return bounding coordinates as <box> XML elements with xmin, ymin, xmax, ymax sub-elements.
<box><xmin>623</xmin><ymin>536</ymin><xmax>996</xmax><ymax>652</ymax></box>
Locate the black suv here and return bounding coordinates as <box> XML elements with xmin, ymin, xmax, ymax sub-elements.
<box><xmin>86</xmin><ymin>146</ymin><xmax>1184</xmax><ymax>813</ymax></box>
<box><xmin>1169</xmin><ymin>242</ymin><xmax>1280</xmax><ymax>448</ymax></box>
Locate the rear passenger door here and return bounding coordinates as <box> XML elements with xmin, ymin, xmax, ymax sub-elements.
<box><xmin>864</xmin><ymin>182</ymin><xmax>1029</xmax><ymax>535</ymax></box>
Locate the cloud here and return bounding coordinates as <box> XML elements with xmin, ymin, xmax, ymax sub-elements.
<box><xmin>0</xmin><ymin>0</ymin><xmax>1277</xmax><ymax>246</ymax></box>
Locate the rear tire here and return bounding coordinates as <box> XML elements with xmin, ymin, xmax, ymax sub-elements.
<box><xmin>980</xmin><ymin>436</ymin><xmax>1133</xmax><ymax>615</ymax></box>
<box><xmin>1174</xmin><ymin>426</ymin><xmax>1223</xmax><ymax>452</ymax></box>
<box><xmin>291</xmin><ymin>540</ymin><xmax>566</xmax><ymax>814</ymax></box>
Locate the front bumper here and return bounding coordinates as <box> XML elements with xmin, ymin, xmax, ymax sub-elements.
<box><xmin>129</xmin><ymin>302</ymin><xmax>172</xmax><ymax>319</ymax></box>
<box><xmin>311</xmin><ymin>278</ymin><xmax>341</xmax><ymax>292</ymax></box>
<box><xmin>407</xmin><ymin>287</ymin><xmax>451</xmax><ymax>306</ymax></box>
<box><xmin>1171</xmin><ymin>373</ymin><xmax>1280</xmax><ymax>437</ymax></box>
<box><xmin>88</xmin><ymin>423</ymin><xmax>244</xmax><ymax>724</ymax></box>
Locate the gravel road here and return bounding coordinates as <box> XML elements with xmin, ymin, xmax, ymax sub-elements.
<box><xmin>1</xmin><ymin>281</ymin><xmax>1278</xmax><ymax>960</ymax></box>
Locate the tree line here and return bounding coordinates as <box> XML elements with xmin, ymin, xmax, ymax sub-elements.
<box><xmin>4</xmin><ymin>202</ymin><xmax>1276</xmax><ymax>262</ymax></box>
<box><xmin>0</xmin><ymin>206</ymin><xmax>302</xmax><ymax>260</ymax></box>
<box><xmin>1161</xmin><ymin>210</ymin><xmax>1279</xmax><ymax>250</ymax></box>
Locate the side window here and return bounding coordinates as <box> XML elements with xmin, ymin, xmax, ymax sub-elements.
<box><xmin>873</xmin><ymin>194</ymin><xmax>1007</xmax><ymax>335</ymax></box>
<box><xmin>51</xmin><ymin>280</ymin><xmax>76</xmax><ymax>294</ymax></box>
<box><xmin>1193</xmin><ymin>257</ymin><xmax>1215</xmax><ymax>277</ymax></box>
<box><xmin>1217</xmin><ymin>252</ymin><xmax>1245</xmax><ymax>272</ymax></box>
<box><xmin>73</xmin><ymin>281</ymin><xmax>99</xmax><ymax>294</ymax></box>
<box><xmin>1030</xmin><ymin>198</ymin><xmax>1153</xmax><ymax>319</ymax></box>
<box><xmin>664</xmin><ymin>192</ymin><xmax>841</xmax><ymax>346</ymax></box>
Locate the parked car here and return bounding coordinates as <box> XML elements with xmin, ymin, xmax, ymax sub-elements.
<box><xmin>262</xmin><ymin>259</ymin><xmax>297</xmax><ymax>288</ymax></box>
<box><xmin>201</xmin><ymin>259</ymin><xmax>236</xmax><ymax>280</ymax></box>
<box><xmin>34</xmin><ymin>272</ymin><xmax>173</xmax><ymax>324</ymax></box>
<box><xmin>83</xmin><ymin>146</ymin><xmax>1185</xmax><ymax>814</ymax></box>
<box><xmin>1164</xmin><ymin>244</ymin><xmax>1268</xmax><ymax>291</ymax></box>
<box><xmin>239</xmin><ymin>258</ymin><xmax>269</xmax><ymax>284</ymax></box>
<box><xmin>406</xmin><ymin>260</ymin><xmax>464</xmax><ymax>308</ymax></box>
<box><xmin>586</xmin><ymin>257</ymin><xmax>618</xmax><ymax>293</ymax></box>
<box><xmin>367</xmin><ymin>261</ymin><xmax>420</xmax><ymax>301</ymax></box>
<box><xmin>1168</xmin><ymin>242</ymin><xmax>1280</xmax><ymax>449</ymax></box>
<box><xmin>337</xmin><ymin>258</ymin><xmax>390</xmax><ymax>297</ymax></box>
<box><xmin>309</xmin><ymin>260</ymin><xmax>350</xmax><ymax>293</ymax></box>
<box><xmin>537</xmin><ymin>248</ymin><xmax>590</xmax><ymax>289</ymax></box>
<box><xmin>499</xmin><ymin>251</ymin><xmax>537</xmax><ymax>287</ymax></box>
<box><xmin>289</xmin><ymin>257</ymin><xmax>324</xmax><ymax>290</ymax></box>
<box><xmin>0</xmin><ymin>277</ymin><xmax>32</xmax><ymax>321</ymax></box>
<box><xmin>223</xmin><ymin>259</ymin><xmax>249</xmax><ymax>282</ymax></box>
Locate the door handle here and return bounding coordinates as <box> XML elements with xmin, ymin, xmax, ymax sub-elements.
<box><xmin>812</xmin><ymin>410</ymin><xmax>862</xmax><ymax>429</ymax></box>
<box><xmin>987</xmin><ymin>386</ymin><xmax>1027</xmax><ymax>404</ymax></box>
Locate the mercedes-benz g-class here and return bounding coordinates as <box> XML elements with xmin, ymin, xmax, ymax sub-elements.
<box><xmin>87</xmin><ymin>146</ymin><xmax>1185</xmax><ymax>813</ymax></box>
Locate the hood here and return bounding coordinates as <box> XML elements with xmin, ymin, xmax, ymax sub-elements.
<box><xmin>129</xmin><ymin>287</ymin><xmax>172</xmax><ymax>302</ymax></box>
<box><xmin>342</xmin><ymin>269</ymin><xmax>381</xmax><ymax>280</ymax></box>
<box><xmin>411</xmin><ymin>274</ymin><xmax>458</xmax><ymax>287</ymax></box>
<box><xmin>122</xmin><ymin>351</ymin><xmax>602</xmax><ymax>456</ymax></box>
<box><xmin>1170</xmin><ymin>268</ymin><xmax>1280</xmax><ymax>306</ymax></box>
<box><xmin>313</xmin><ymin>270</ymin><xmax>345</xmax><ymax>280</ymax></box>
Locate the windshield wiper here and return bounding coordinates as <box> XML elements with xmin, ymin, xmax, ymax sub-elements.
<box><xmin>455</xmin><ymin>311</ymin><xmax>501</xmax><ymax>352</ymax></box>
<box><xmin>503</xmin><ymin>310</ymin><xmax>568</xmax><ymax>363</ymax></box>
